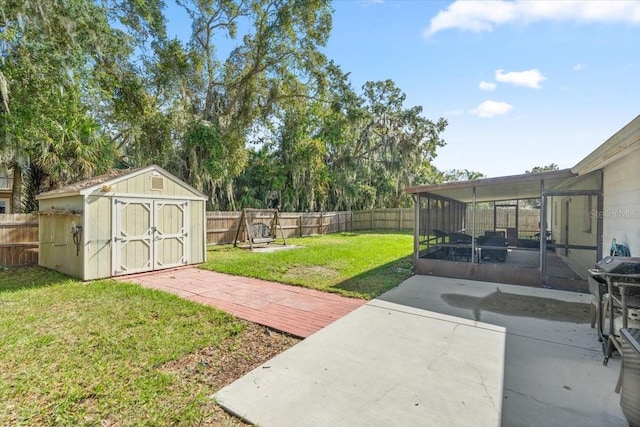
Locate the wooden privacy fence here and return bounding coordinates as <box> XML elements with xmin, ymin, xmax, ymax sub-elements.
<box><xmin>466</xmin><ymin>207</ymin><xmax>541</xmax><ymax>238</ymax></box>
<box><xmin>207</xmin><ymin>211</ymin><xmax>356</xmax><ymax>245</ymax></box>
<box><xmin>0</xmin><ymin>213</ymin><xmax>39</xmax><ymax>266</ymax></box>
<box><xmin>352</xmin><ymin>208</ymin><xmax>414</xmax><ymax>232</ymax></box>
<box><xmin>0</xmin><ymin>207</ymin><xmax>541</xmax><ymax>264</ymax></box>
<box><xmin>206</xmin><ymin>209</ymin><xmax>417</xmax><ymax>245</ymax></box>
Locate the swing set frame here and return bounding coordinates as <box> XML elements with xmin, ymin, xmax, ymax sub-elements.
<box><xmin>233</xmin><ymin>208</ymin><xmax>287</xmax><ymax>250</ymax></box>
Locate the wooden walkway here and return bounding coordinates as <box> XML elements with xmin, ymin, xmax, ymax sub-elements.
<box><xmin>118</xmin><ymin>266</ymin><xmax>366</xmax><ymax>338</ymax></box>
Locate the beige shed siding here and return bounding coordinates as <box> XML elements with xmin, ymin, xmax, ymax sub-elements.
<box><xmin>38</xmin><ymin>196</ymin><xmax>85</xmax><ymax>279</ymax></box>
<box><xmin>84</xmin><ymin>195</ymin><xmax>112</xmax><ymax>280</ymax></box>
<box><xmin>189</xmin><ymin>200</ymin><xmax>205</xmax><ymax>264</ymax></box>
<box><xmin>111</xmin><ymin>170</ymin><xmax>194</xmax><ymax>198</ymax></box>
<box><xmin>39</xmin><ymin>196</ymin><xmax>83</xmax><ymax>212</ymax></box>
<box><xmin>602</xmin><ymin>147</ymin><xmax>640</xmax><ymax>256</ymax></box>
<box><xmin>163</xmin><ymin>175</ymin><xmax>192</xmax><ymax>197</ymax></box>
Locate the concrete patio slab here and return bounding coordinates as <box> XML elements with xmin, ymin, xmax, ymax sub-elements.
<box><xmin>215</xmin><ymin>300</ymin><xmax>506</xmax><ymax>427</ymax></box>
<box><xmin>379</xmin><ymin>275</ymin><xmax>627</xmax><ymax>427</ymax></box>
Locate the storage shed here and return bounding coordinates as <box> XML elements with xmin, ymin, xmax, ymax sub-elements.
<box><xmin>36</xmin><ymin>165</ymin><xmax>207</xmax><ymax>280</ymax></box>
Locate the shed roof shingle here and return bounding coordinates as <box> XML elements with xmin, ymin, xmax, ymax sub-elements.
<box><xmin>37</xmin><ymin>167</ymin><xmax>144</xmax><ymax>198</ymax></box>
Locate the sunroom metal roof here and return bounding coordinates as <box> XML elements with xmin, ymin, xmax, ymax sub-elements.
<box><xmin>405</xmin><ymin>169</ymin><xmax>578</xmax><ymax>203</ymax></box>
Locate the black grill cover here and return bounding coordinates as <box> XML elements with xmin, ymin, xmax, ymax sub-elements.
<box><xmin>595</xmin><ymin>256</ymin><xmax>640</xmax><ymax>275</ymax></box>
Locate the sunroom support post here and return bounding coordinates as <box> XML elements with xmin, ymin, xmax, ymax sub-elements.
<box><xmin>413</xmin><ymin>194</ymin><xmax>419</xmax><ymax>265</ymax></box>
<box><xmin>471</xmin><ymin>186</ymin><xmax>477</xmax><ymax>263</ymax></box>
<box><xmin>515</xmin><ymin>199</ymin><xmax>520</xmax><ymax>239</ymax></box>
<box><xmin>493</xmin><ymin>202</ymin><xmax>497</xmax><ymax>232</ymax></box>
<box><xmin>540</xmin><ymin>180</ymin><xmax>547</xmax><ymax>286</ymax></box>
<box><xmin>596</xmin><ymin>192</ymin><xmax>604</xmax><ymax>261</ymax></box>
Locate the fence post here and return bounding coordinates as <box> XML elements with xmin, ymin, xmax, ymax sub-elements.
<box><xmin>299</xmin><ymin>214</ymin><xmax>303</xmax><ymax>237</ymax></box>
<box><xmin>319</xmin><ymin>212</ymin><xmax>323</xmax><ymax>234</ymax></box>
<box><xmin>371</xmin><ymin>209</ymin><xmax>374</xmax><ymax>230</ymax></box>
<box><xmin>399</xmin><ymin>209</ymin><xmax>402</xmax><ymax>230</ymax></box>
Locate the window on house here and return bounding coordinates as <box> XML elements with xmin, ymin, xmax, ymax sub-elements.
<box><xmin>0</xmin><ymin>165</ymin><xmax>12</xmax><ymax>189</ymax></box>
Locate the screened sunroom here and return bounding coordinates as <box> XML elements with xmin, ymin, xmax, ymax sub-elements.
<box><xmin>406</xmin><ymin>169</ymin><xmax>604</xmax><ymax>291</ymax></box>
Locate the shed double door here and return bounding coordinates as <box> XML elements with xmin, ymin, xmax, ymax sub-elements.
<box><xmin>112</xmin><ymin>198</ymin><xmax>190</xmax><ymax>276</ymax></box>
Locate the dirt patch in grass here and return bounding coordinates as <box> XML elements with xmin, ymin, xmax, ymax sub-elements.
<box><xmin>160</xmin><ymin>321</ymin><xmax>299</xmax><ymax>426</ymax></box>
<box><xmin>284</xmin><ymin>265</ymin><xmax>339</xmax><ymax>281</ymax></box>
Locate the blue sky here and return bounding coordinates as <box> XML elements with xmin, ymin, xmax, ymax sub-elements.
<box><xmin>166</xmin><ymin>0</ymin><xmax>640</xmax><ymax>178</ymax></box>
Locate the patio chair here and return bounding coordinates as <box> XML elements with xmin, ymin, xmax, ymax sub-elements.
<box><xmin>478</xmin><ymin>232</ymin><xmax>508</xmax><ymax>262</ymax></box>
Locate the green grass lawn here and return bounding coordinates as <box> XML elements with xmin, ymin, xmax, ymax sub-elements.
<box><xmin>0</xmin><ymin>232</ymin><xmax>413</xmax><ymax>425</ymax></box>
<box><xmin>0</xmin><ymin>267</ymin><xmax>253</xmax><ymax>426</ymax></box>
<box><xmin>202</xmin><ymin>231</ymin><xmax>414</xmax><ymax>299</ymax></box>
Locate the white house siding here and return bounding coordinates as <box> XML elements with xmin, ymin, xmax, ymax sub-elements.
<box><xmin>602</xmin><ymin>146</ymin><xmax>640</xmax><ymax>257</ymax></box>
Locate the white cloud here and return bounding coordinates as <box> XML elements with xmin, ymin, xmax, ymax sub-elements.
<box><xmin>479</xmin><ymin>81</ymin><xmax>497</xmax><ymax>91</ymax></box>
<box><xmin>572</xmin><ymin>63</ymin><xmax>586</xmax><ymax>71</ymax></box>
<box><xmin>470</xmin><ymin>100</ymin><xmax>513</xmax><ymax>118</ymax></box>
<box><xmin>424</xmin><ymin>0</ymin><xmax>640</xmax><ymax>36</ymax></box>
<box><xmin>495</xmin><ymin>69</ymin><xmax>546</xmax><ymax>89</ymax></box>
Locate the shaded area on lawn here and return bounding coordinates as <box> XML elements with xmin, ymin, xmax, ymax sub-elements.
<box><xmin>0</xmin><ymin>266</ymin><xmax>72</xmax><ymax>293</ymax></box>
<box><xmin>331</xmin><ymin>256</ymin><xmax>413</xmax><ymax>297</ymax></box>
